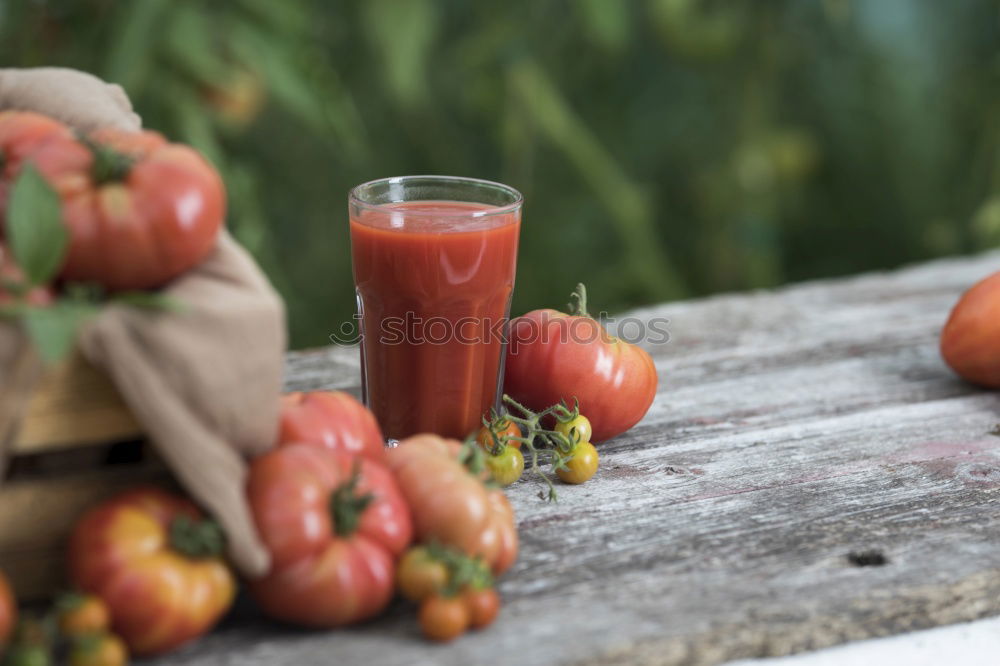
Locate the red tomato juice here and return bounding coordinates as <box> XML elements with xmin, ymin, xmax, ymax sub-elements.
<box><xmin>350</xmin><ymin>201</ymin><xmax>521</xmax><ymax>440</ymax></box>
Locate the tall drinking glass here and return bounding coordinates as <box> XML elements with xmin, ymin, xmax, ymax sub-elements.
<box><xmin>349</xmin><ymin>176</ymin><xmax>523</xmax><ymax>441</ymax></box>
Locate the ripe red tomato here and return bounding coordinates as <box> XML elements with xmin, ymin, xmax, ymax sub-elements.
<box><xmin>279</xmin><ymin>391</ymin><xmax>385</xmax><ymax>461</ymax></box>
<box><xmin>0</xmin><ymin>567</ymin><xmax>15</xmax><ymax>647</ymax></box>
<box><xmin>505</xmin><ymin>286</ymin><xmax>657</xmax><ymax>443</ymax></box>
<box><xmin>0</xmin><ymin>111</ymin><xmax>70</xmax><ymax>217</ymax></box>
<box><xmin>248</xmin><ymin>444</ymin><xmax>412</xmax><ymax>627</ymax></box>
<box><xmin>419</xmin><ymin>595</ymin><xmax>469</xmax><ymax>642</ymax></box>
<box><xmin>388</xmin><ymin>435</ymin><xmax>518</xmax><ymax>575</ymax></box>
<box><xmin>940</xmin><ymin>271</ymin><xmax>1000</xmax><ymax>388</ymax></box>
<box><xmin>25</xmin><ymin>127</ymin><xmax>225</xmax><ymax>290</ymax></box>
<box><xmin>68</xmin><ymin>488</ymin><xmax>236</xmax><ymax>657</ymax></box>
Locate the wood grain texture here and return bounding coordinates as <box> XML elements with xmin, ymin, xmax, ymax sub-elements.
<box><xmin>150</xmin><ymin>252</ymin><xmax>1000</xmax><ymax>666</ymax></box>
<box><xmin>14</xmin><ymin>350</ymin><xmax>140</xmax><ymax>454</ymax></box>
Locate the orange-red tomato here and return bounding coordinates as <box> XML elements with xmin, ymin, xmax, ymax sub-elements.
<box><xmin>475</xmin><ymin>418</ymin><xmax>521</xmax><ymax>451</ymax></box>
<box><xmin>248</xmin><ymin>444</ymin><xmax>412</xmax><ymax>627</ymax></box>
<box><xmin>0</xmin><ymin>111</ymin><xmax>70</xmax><ymax>217</ymax></box>
<box><xmin>940</xmin><ymin>271</ymin><xmax>1000</xmax><ymax>387</ymax></box>
<box><xmin>419</xmin><ymin>596</ymin><xmax>469</xmax><ymax>642</ymax></box>
<box><xmin>396</xmin><ymin>547</ymin><xmax>449</xmax><ymax>603</ymax></box>
<box><xmin>68</xmin><ymin>632</ymin><xmax>129</xmax><ymax>666</ymax></box>
<box><xmin>68</xmin><ymin>488</ymin><xmax>236</xmax><ymax>657</ymax></box>
<box><xmin>388</xmin><ymin>435</ymin><xmax>518</xmax><ymax>575</ymax></box>
<box><xmin>0</xmin><ymin>568</ymin><xmax>15</xmax><ymax>647</ymax></box>
<box><xmin>279</xmin><ymin>391</ymin><xmax>385</xmax><ymax>462</ymax></box>
<box><xmin>58</xmin><ymin>594</ymin><xmax>111</xmax><ymax>637</ymax></box>
<box><xmin>25</xmin><ymin>127</ymin><xmax>225</xmax><ymax>290</ymax></box>
<box><xmin>463</xmin><ymin>587</ymin><xmax>500</xmax><ymax>629</ymax></box>
<box><xmin>505</xmin><ymin>303</ymin><xmax>657</xmax><ymax>443</ymax></box>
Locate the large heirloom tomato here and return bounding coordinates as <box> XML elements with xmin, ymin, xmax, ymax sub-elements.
<box><xmin>26</xmin><ymin>127</ymin><xmax>225</xmax><ymax>290</ymax></box>
<box><xmin>0</xmin><ymin>111</ymin><xmax>70</xmax><ymax>221</ymax></box>
<box><xmin>279</xmin><ymin>391</ymin><xmax>385</xmax><ymax>462</ymax></box>
<box><xmin>0</xmin><ymin>567</ymin><xmax>15</xmax><ymax>647</ymax></box>
<box><xmin>248</xmin><ymin>444</ymin><xmax>412</xmax><ymax>627</ymax></box>
<box><xmin>504</xmin><ymin>285</ymin><xmax>657</xmax><ymax>443</ymax></box>
<box><xmin>388</xmin><ymin>435</ymin><xmax>517</xmax><ymax>575</ymax></box>
<box><xmin>68</xmin><ymin>488</ymin><xmax>236</xmax><ymax>656</ymax></box>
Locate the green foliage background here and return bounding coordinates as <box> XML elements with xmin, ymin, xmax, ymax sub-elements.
<box><xmin>2</xmin><ymin>0</ymin><xmax>998</xmax><ymax>348</ymax></box>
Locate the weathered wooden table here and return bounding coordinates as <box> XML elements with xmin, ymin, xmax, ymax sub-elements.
<box><xmin>153</xmin><ymin>252</ymin><xmax>1000</xmax><ymax>666</ymax></box>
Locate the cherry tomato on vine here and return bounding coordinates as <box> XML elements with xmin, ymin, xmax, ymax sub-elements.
<box><xmin>462</xmin><ymin>587</ymin><xmax>500</xmax><ymax>629</ymax></box>
<box><xmin>554</xmin><ymin>413</ymin><xmax>592</xmax><ymax>447</ymax></box>
<box><xmin>68</xmin><ymin>632</ymin><xmax>128</xmax><ymax>666</ymax></box>
<box><xmin>475</xmin><ymin>418</ymin><xmax>521</xmax><ymax>451</ymax></box>
<box><xmin>557</xmin><ymin>441</ymin><xmax>599</xmax><ymax>484</ymax></box>
<box><xmin>396</xmin><ymin>547</ymin><xmax>449</xmax><ymax>603</ymax></box>
<box><xmin>419</xmin><ymin>595</ymin><xmax>469</xmax><ymax>642</ymax></box>
<box><xmin>484</xmin><ymin>447</ymin><xmax>524</xmax><ymax>487</ymax></box>
<box><xmin>57</xmin><ymin>594</ymin><xmax>111</xmax><ymax>638</ymax></box>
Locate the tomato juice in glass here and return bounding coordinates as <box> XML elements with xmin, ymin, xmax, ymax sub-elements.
<box><xmin>349</xmin><ymin>176</ymin><xmax>522</xmax><ymax>441</ymax></box>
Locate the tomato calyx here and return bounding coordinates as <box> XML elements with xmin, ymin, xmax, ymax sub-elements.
<box><xmin>82</xmin><ymin>137</ymin><xmax>135</xmax><ymax>185</ymax></box>
<box><xmin>566</xmin><ymin>282</ymin><xmax>591</xmax><ymax>318</ymax></box>
<box><xmin>424</xmin><ymin>543</ymin><xmax>493</xmax><ymax>597</ymax></box>
<box><xmin>168</xmin><ymin>515</ymin><xmax>226</xmax><ymax>559</ymax></box>
<box><xmin>329</xmin><ymin>462</ymin><xmax>375</xmax><ymax>537</ymax></box>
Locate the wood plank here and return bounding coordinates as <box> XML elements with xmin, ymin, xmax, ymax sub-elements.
<box><xmin>14</xmin><ymin>350</ymin><xmax>141</xmax><ymax>454</ymax></box>
<box><xmin>0</xmin><ymin>464</ymin><xmax>170</xmax><ymax>598</ymax></box>
<box><xmin>150</xmin><ymin>252</ymin><xmax>1000</xmax><ymax>666</ymax></box>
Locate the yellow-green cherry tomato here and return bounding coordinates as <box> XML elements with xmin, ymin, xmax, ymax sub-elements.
<box><xmin>556</xmin><ymin>441</ymin><xmax>599</xmax><ymax>484</ymax></box>
<box><xmin>485</xmin><ymin>447</ymin><xmax>525</xmax><ymax>486</ymax></box>
<box><xmin>554</xmin><ymin>414</ymin><xmax>593</xmax><ymax>446</ymax></box>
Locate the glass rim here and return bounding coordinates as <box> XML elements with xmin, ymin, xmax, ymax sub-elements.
<box><xmin>349</xmin><ymin>175</ymin><xmax>524</xmax><ymax>218</ymax></box>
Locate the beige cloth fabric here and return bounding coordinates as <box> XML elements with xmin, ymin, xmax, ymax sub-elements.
<box><xmin>0</xmin><ymin>67</ymin><xmax>283</xmax><ymax>576</ymax></box>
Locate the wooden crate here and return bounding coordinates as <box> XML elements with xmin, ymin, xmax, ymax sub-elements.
<box><xmin>0</xmin><ymin>352</ymin><xmax>168</xmax><ymax>599</ymax></box>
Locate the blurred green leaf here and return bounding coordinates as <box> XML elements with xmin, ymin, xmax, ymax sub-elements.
<box><xmin>23</xmin><ymin>301</ymin><xmax>98</xmax><ymax>364</ymax></box>
<box><xmin>7</xmin><ymin>165</ymin><xmax>67</xmax><ymax>287</ymax></box>
<box><xmin>361</xmin><ymin>0</ymin><xmax>438</xmax><ymax>108</ymax></box>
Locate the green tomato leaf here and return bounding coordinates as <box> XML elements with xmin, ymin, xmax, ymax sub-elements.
<box><xmin>7</xmin><ymin>164</ymin><xmax>68</xmax><ymax>286</ymax></box>
<box><xmin>22</xmin><ymin>301</ymin><xmax>98</xmax><ymax>364</ymax></box>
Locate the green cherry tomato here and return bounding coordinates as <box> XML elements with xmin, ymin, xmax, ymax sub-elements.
<box><xmin>554</xmin><ymin>414</ymin><xmax>593</xmax><ymax>447</ymax></box>
<box><xmin>485</xmin><ymin>447</ymin><xmax>524</xmax><ymax>486</ymax></box>
<box><xmin>556</xmin><ymin>441</ymin><xmax>599</xmax><ymax>484</ymax></box>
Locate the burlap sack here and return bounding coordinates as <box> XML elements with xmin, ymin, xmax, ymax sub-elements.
<box><xmin>0</xmin><ymin>67</ymin><xmax>283</xmax><ymax>576</ymax></box>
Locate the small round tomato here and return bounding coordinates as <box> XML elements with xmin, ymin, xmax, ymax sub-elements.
<box><xmin>0</xmin><ymin>568</ymin><xmax>15</xmax><ymax>646</ymax></box>
<box><xmin>485</xmin><ymin>447</ymin><xmax>524</xmax><ymax>487</ymax></box>
<box><xmin>419</xmin><ymin>596</ymin><xmax>469</xmax><ymax>642</ymax></box>
<box><xmin>556</xmin><ymin>441</ymin><xmax>599</xmax><ymax>484</ymax></box>
<box><xmin>68</xmin><ymin>633</ymin><xmax>128</xmax><ymax>666</ymax></box>
<box><xmin>475</xmin><ymin>418</ymin><xmax>521</xmax><ymax>451</ymax></box>
<box><xmin>58</xmin><ymin>594</ymin><xmax>110</xmax><ymax>637</ymax></box>
<box><xmin>463</xmin><ymin>587</ymin><xmax>500</xmax><ymax>629</ymax></box>
<box><xmin>397</xmin><ymin>547</ymin><xmax>449</xmax><ymax>603</ymax></box>
<box><xmin>554</xmin><ymin>413</ymin><xmax>592</xmax><ymax>447</ymax></box>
